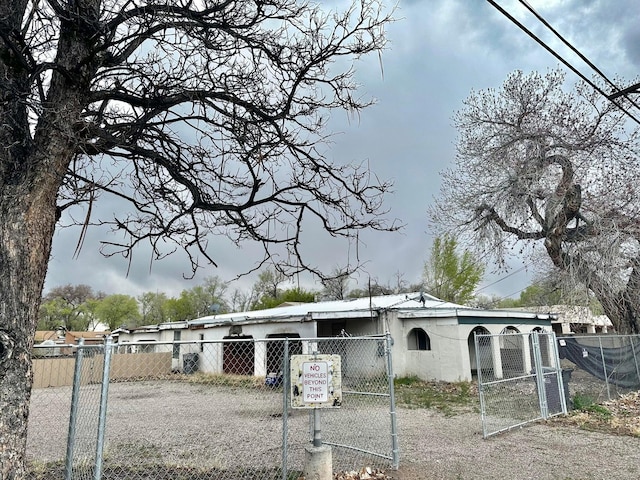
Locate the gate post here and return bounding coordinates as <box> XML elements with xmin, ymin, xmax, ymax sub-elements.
<box><xmin>94</xmin><ymin>336</ymin><xmax>113</xmax><ymax>480</ymax></box>
<box><xmin>385</xmin><ymin>332</ymin><xmax>399</xmax><ymax>469</ymax></box>
<box><xmin>490</xmin><ymin>335</ymin><xmax>503</xmax><ymax>379</ymax></box>
<box><xmin>521</xmin><ymin>333</ymin><xmax>532</xmax><ymax>376</ymax></box>
<box><xmin>531</xmin><ymin>332</ymin><xmax>549</xmax><ymax>419</ymax></box>
<box><xmin>65</xmin><ymin>338</ymin><xmax>85</xmax><ymax>480</ymax></box>
<box><xmin>281</xmin><ymin>338</ymin><xmax>290</xmax><ymax>480</ymax></box>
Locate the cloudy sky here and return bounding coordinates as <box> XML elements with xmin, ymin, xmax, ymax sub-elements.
<box><xmin>44</xmin><ymin>0</ymin><xmax>640</xmax><ymax>300</ymax></box>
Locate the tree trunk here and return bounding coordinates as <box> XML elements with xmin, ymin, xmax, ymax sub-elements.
<box><xmin>545</xmin><ymin>234</ymin><xmax>640</xmax><ymax>334</ymax></box>
<box><xmin>1</xmin><ymin>0</ymin><xmax>100</xmax><ymax>473</ymax></box>
<box><xmin>0</xmin><ymin>181</ymin><xmax>59</xmax><ymax>478</ymax></box>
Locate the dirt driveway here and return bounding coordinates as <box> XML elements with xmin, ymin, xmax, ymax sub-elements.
<box><xmin>27</xmin><ymin>381</ymin><xmax>640</xmax><ymax>480</ymax></box>
<box><xmin>393</xmin><ymin>408</ymin><xmax>640</xmax><ymax>480</ymax></box>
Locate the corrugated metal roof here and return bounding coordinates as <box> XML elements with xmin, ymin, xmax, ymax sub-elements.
<box><xmin>120</xmin><ymin>292</ymin><xmax>550</xmax><ymax>333</ymax></box>
<box><xmin>187</xmin><ymin>292</ymin><xmax>464</xmax><ymax>326</ymax></box>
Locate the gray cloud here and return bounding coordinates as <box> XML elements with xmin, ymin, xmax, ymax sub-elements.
<box><xmin>45</xmin><ymin>0</ymin><xmax>640</xmax><ymax>300</ymax></box>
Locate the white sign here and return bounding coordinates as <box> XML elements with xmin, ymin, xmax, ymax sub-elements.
<box><xmin>290</xmin><ymin>354</ymin><xmax>341</xmax><ymax>409</ymax></box>
<box><xmin>302</xmin><ymin>361</ymin><xmax>329</xmax><ymax>403</ymax></box>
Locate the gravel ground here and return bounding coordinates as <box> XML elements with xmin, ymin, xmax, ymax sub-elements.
<box><xmin>27</xmin><ymin>381</ymin><xmax>640</xmax><ymax>480</ymax></box>
<box><xmin>393</xmin><ymin>409</ymin><xmax>640</xmax><ymax>480</ymax></box>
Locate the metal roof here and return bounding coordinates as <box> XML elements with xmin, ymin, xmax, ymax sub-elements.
<box><xmin>117</xmin><ymin>292</ymin><xmax>553</xmax><ymax>333</ymax></box>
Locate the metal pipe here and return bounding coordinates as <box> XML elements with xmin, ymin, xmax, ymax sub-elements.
<box><xmin>313</xmin><ymin>407</ymin><xmax>322</xmax><ymax>447</ymax></box>
<box><xmin>94</xmin><ymin>336</ymin><xmax>113</xmax><ymax>480</ymax></box>
<box><xmin>549</xmin><ymin>332</ymin><xmax>567</xmax><ymax>414</ymax></box>
<box><xmin>598</xmin><ymin>337</ymin><xmax>611</xmax><ymax>400</ymax></box>
<box><xmin>629</xmin><ymin>335</ymin><xmax>640</xmax><ymax>389</ymax></box>
<box><xmin>281</xmin><ymin>338</ymin><xmax>289</xmax><ymax>480</ymax></box>
<box><xmin>532</xmin><ymin>332</ymin><xmax>549</xmax><ymax>419</ymax></box>
<box><xmin>385</xmin><ymin>332</ymin><xmax>399</xmax><ymax>469</ymax></box>
<box><xmin>64</xmin><ymin>338</ymin><xmax>85</xmax><ymax>480</ymax></box>
<box><xmin>475</xmin><ymin>332</ymin><xmax>488</xmax><ymax>438</ymax></box>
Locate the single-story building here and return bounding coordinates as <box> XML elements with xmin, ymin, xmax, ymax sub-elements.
<box><xmin>114</xmin><ymin>292</ymin><xmax>555</xmax><ymax>382</ymax></box>
<box><xmin>34</xmin><ymin>329</ymin><xmax>109</xmax><ymax>356</ymax></box>
<box><xmin>504</xmin><ymin>305</ymin><xmax>613</xmax><ymax>335</ymax></box>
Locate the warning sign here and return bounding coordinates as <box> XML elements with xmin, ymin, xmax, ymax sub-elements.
<box><xmin>291</xmin><ymin>354</ymin><xmax>341</xmax><ymax>409</ymax></box>
<box><xmin>302</xmin><ymin>361</ymin><xmax>329</xmax><ymax>402</ymax></box>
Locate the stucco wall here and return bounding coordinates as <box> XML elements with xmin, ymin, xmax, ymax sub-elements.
<box><xmin>388</xmin><ymin>311</ymin><xmax>551</xmax><ymax>382</ymax></box>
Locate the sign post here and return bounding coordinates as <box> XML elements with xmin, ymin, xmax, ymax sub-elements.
<box><xmin>290</xmin><ymin>354</ymin><xmax>342</xmax><ymax>410</ymax></box>
<box><xmin>290</xmin><ymin>354</ymin><xmax>341</xmax><ymax>480</ymax></box>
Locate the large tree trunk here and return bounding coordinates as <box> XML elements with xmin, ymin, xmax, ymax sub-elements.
<box><xmin>545</xmin><ymin>234</ymin><xmax>640</xmax><ymax>334</ymax></box>
<box><xmin>1</xmin><ymin>0</ymin><xmax>100</xmax><ymax>473</ymax></box>
<box><xmin>0</xmin><ymin>175</ymin><xmax>59</xmax><ymax>478</ymax></box>
<box><xmin>0</xmin><ymin>118</ymin><xmax>78</xmax><ymax>478</ymax></box>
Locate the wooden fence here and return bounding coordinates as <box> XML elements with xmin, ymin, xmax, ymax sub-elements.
<box><xmin>32</xmin><ymin>352</ymin><xmax>172</xmax><ymax>388</ymax></box>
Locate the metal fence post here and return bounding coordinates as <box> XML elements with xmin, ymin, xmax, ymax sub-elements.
<box><xmin>531</xmin><ymin>332</ymin><xmax>549</xmax><ymax>419</ymax></box>
<box><xmin>94</xmin><ymin>336</ymin><xmax>113</xmax><ymax>480</ymax></box>
<box><xmin>385</xmin><ymin>332</ymin><xmax>399</xmax><ymax>469</ymax></box>
<box><xmin>598</xmin><ymin>337</ymin><xmax>611</xmax><ymax>400</ymax></box>
<box><xmin>474</xmin><ymin>333</ymin><xmax>488</xmax><ymax>439</ymax></box>
<box><xmin>549</xmin><ymin>332</ymin><xmax>567</xmax><ymax>414</ymax></box>
<box><xmin>65</xmin><ymin>338</ymin><xmax>85</xmax><ymax>480</ymax></box>
<box><xmin>630</xmin><ymin>335</ymin><xmax>640</xmax><ymax>387</ymax></box>
<box><xmin>281</xmin><ymin>338</ymin><xmax>289</xmax><ymax>480</ymax></box>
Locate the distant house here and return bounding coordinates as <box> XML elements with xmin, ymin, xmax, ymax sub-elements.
<box><xmin>502</xmin><ymin>305</ymin><xmax>612</xmax><ymax>335</ymax></box>
<box><xmin>114</xmin><ymin>293</ymin><xmax>554</xmax><ymax>382</ymax></box>
<box><xmin>34</xmin><ymin>329</ymin><xmax>109</xmax><ymax>356</ymax></box>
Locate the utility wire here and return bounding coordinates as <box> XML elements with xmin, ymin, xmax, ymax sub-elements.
<box><xmin>485</xmin><ymin>0</ymin><xmax>640</xmax><ymax>126</ymax></box>
<box><xmin>516</xmin><ymin>0</ymin><xmax>640</xmax><ymax>111</ymax></box>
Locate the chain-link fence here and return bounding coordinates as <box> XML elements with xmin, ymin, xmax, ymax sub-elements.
<box><xmin>475</xmin><ymin>331</ymin><xmax>568</xmax><ymax>438</ymax></box>
<box><xmin>27</xmin><ymin>335</ymin><xmax>397</xmax><ymax>479</ymax></box>
<box><xmin>557</xmin><ymin>334</ymin><xmax>640</xmax><ymax>405</ymax></box>
<box><xmin>29</xmin><ymin>339</ymin><xmax>110</xmax><ymax>480</ymax></box>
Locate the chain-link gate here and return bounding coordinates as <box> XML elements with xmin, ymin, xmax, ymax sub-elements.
<box><xmin>28</xmin><ymin>334</ymin><xmax>397</xmax><ymax>479</ymax></box>
<box><xmin>475</xmin><ymin>331</ymin><xmax>568</xmax><ymax>438</ymax></box>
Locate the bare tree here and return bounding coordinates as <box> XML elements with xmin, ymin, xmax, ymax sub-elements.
<box><xmin>321</xmin><ymin>267</ymin><xmax>351</xmax><ymax>300</ymax></box>
<box><xmin>252</xmin><ymin>268</ymin><xmax>286</xmax><ymax>301</ymax></box>
<box><xmin>0</xmin><ymin>0</ymin><xmax>396</xmax><ymax>475</ymax></box>
<box><xmin>429</xmin><ymin>68</ymin><xmax>640</xmax><ymax>333</ymax></box>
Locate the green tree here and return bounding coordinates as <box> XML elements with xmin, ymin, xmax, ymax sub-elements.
<box><xmin>0</xmin><ymin>0</ymin><xmax>394</xmax><ymax>474</ymax></box>
<box><xmin>163</xmin><ymin>296</ymin><xmax>193</xmax><ymax>323</ymax></box>
<box><xmin>253</xmin><ymin>269</ymin><xmax>285</xmax><ymax>301</ymax></box>
<box><xmin>422</xmin><ymin>235</ymin><xmax>485</xmax><ymax>304</ymax></box>
<box><xmin>37</xmin><ymin>284</ymin><xmax>99</xmax><ymax>331</ymax></box>
<box><xmin>519</xmin><ymin>283</ymin><xmax>562</xmax><ymax>307</ymax></box>
<box><xmin>94</xmin><ymin>295</ymin><xmax>141</xmax><ymax>330</ymax></box>
<box><xmin>37</xmin><ymin>298</ymin><xmax>88</xmax><ymax>331</ymax></box>
<box><xmin>496</xmin><ymin>274</ymin><xmax>604</xmax><ymax>314</ymax></box>
<box><xmin>184</xmin><ymin>276</ymin><xmax>229</xmax><ymax>317</ymax></box>
<box><xmin>253</xmin><ymin>287</ymin><xmax>315</xmax><ymax>310</ymax></box>
<box><xmin>138</xmin><ymin>292</ymin><xmax>169</xmax><ymax>326</ymax></box>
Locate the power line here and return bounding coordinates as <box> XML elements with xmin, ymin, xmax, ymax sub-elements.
<box><xmin>609</xmin><ymin>81</ymin><xmax>640</xmax><ymax>100</ymax></box>
<box><xmin>475</xmin><ymin>264</ymin><xmax>529</xmax><ymax>295</ymax></box>
<box><xmin>515</xmin><ymin>0</ymin><xmax>640</xmax><ymax>111</ymax></box>
<box><xmin>485</xmin><ymin>0</ymin><xmax>640</xmax><ymax>126</ymax></box>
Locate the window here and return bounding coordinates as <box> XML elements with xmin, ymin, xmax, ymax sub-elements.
<box><xmin>408</xmin><ymin>328</ymin><xmax>431</xmax><ymax>351</ymax></box>
<box><xmin>501</xmin><ymin>326</ymin><xmax>520</xmax><ymax>334</ymax></box>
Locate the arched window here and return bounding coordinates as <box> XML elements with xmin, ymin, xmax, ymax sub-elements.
<box><xmin>501</xmin><ymin>326</ymin><xmax>520</xmax><ymax>334</ymax></box>
<box><xmin>408</xmin><ymin>328</ymin><xmax>431</xmax><ymax>351</ymax></box>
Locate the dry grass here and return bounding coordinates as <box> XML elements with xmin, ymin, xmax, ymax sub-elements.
<box><xmin>551</xmin><ymin>390</ymin><xmax>640</xmax><ymax>437</ymax></box>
